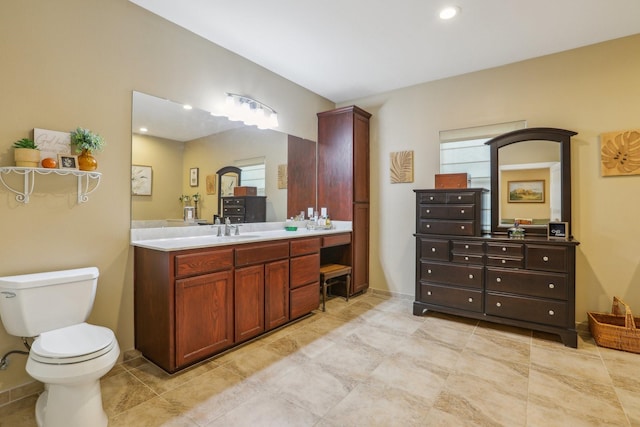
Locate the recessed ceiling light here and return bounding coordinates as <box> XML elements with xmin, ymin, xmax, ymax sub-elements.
<box><xmin>183</xmin><ymin>104</ymin><xmax>193</xmax><ymax>110</ymax></box>
<box><xmin>139</xmin><ymin>127</ymin><xmax>148</xmax><ymax>132</ymax></box>
<box><xmin>439</xmin><ymin>6</ymin><xmax>460</xmax><ymax>20</ymax></box>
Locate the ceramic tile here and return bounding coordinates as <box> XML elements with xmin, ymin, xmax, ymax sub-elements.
<box><xmin>0</xmin><ymin>395</ymin><xmax>37</xmax><ymax>427</ymax></box>
<box><xmin>101</xmin><ymin>370</ymin><xmax>158</xmax><ymax>417</ymax></box>
<box><xmin>109</xmin><ymin>396</ymin><xmax>198</xmax><ymax>427</ymax></box>
<box><xmin>127</xmin><ymin>357</ymin><xmax>217</xmax><ymax>395</ymax></box>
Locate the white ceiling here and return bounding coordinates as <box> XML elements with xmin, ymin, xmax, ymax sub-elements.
<box><xmin>130</xmin><ymin>0</ymin><xmax>640</xmax><ymax>103</ymax></box>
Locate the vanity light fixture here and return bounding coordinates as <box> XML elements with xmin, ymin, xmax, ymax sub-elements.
<box><xmin>439</xmin><ymin>5</ymin><xmax>460</xmax><ymax>20</ymax></box>
<box><xmin>224</xmin><ymin>93</ymin><xmax>279</xmax><ymax>129</ymax></box>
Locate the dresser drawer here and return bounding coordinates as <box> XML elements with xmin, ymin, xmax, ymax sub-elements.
<box><xmin>451</xmin><ymin>253</ymin><xmax>484</xmax><ymax>265</ymax></box>
<box><xmin>223</xmin><ymin>198</ymin><xmax>244</xmax><ymax>206</ymax></box>
<box><xmin>223</xmin><ymin>206</ymin><xmax>245</xmax><ymax>216</ymax></box>
<box><xmin>419</xmin><ymin>205</ymin><xmax>475</xmax><ymax>220</ymax></box>
<box><xmin>419</xmin><ymin>283</ymin><xmax>482</xmax><ymax>312</ymax></box>
<box><xmin>486</xmin><ymin>243</ymin><xmax>524</xmax><ymax>257</ymax></box>
<box><xmin>418</xmin><ymin>192</ymin><xmax>446</xmax><ymax>204</ymax></box>
<box><xmin>486</xmin><ymin>256</ymin><xmax>524</xmax><ymax>269</ymax></box>
<box><xmin>526</xmin><ymin>245</ymin><xmax>568</xmax><ymax>273</ymax></box>
<box><xmin>419</xmin><ymin>238</ymin><xmax>450</xmax><ymax>261</ymax></box>
<box><xmin>420</xmin><ymin>261</ymin><xmax>483</xmax><ymax>288</ymax></box>
<box><xmin>485</xmin><ymin>293</ymin><xmax>567</xmax><ymax>327</ymax></box>
<box><xmin>418</xmin><ymin>220</ymin><xmax>475</xmax><ymax>236</ymax></box>
<box><xmin>486</xmin><ymin>267</ymin><xmax>568</xmax><ymax>300</ymax></box>
<box><xmin>452</xmin><ymin>241</ymin><xmax>484</xmax><ymax>254</ymax></box>
<box><xmin>446</xmin><ymin>192</ymin><xmax>478</xmax><ymax>204</ymax></box>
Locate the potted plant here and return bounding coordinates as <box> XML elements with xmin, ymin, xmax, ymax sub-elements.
<box><xmin>12</xmin><ymin>138</ymin><xmax>41</xmax><ymax>167</ymax></box>
<box><xmin>70</xmin><ymin>127</ymin><xmax>105</xmax><ymax>171</ymax></box>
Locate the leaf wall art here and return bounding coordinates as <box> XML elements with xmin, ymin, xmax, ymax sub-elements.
<box><xmin>600</xmin><ymin>129</ymin><xmax>640</xmax><ymax>176</ymax></box>
<box><xmin>390</xmin><ymin>150</ymin><xmax>414</xmax><ymax>183</ymax></box>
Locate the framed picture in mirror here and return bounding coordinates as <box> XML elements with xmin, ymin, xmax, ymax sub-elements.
<box><xmin>508</xmin><ymin>180</ymin><xmax>544</xmax><ymax>203</ymax></box>
<box><xmin>221</xmin><ymin>175</ymin><xmax>237</xmax><ymax>196</ymax></box>
<box><xmin>131</xmin><ymin>165</ymin><xmax>152</xmax><ymax>195</ymax></box>
<box><xmin>190</xmin><ymin>167</ymin><xmax>199</xmax><ymax>187</ymax></box>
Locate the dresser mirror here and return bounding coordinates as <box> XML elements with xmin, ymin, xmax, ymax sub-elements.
<box><xmin>216</xmin><ymin>166</ymin><xmax>241</xmax><ymax>216</ymax></box>
<box><xmin>487</xmin><ymin>128</ymin><xmax>576</xmax><ymax>236</ymax></box>
<box><xmin>131</xmin><ymin>91</ymin><xmax>310</xmax><ymax>225</ymax></box>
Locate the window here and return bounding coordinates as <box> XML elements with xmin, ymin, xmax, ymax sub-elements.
<box><xmin>235</xmin><ymin>157</ymin><xmax>266</xmax><ymax>196</ymax></box>
<box><xmin>439</xmin><ymin>121</ymin><xmax>527</xmax><ymax>233</ymax></box>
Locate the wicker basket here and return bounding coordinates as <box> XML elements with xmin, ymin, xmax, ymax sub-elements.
<box><xmin>588</xmin><ymin>296</ymin><xmax>640</xmax><ymax>353</ymax></box>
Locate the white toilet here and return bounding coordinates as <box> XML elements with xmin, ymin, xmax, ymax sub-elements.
<box><xmin>0</xmin><ymin>267</ymin><xmax>119</xmax><ymax>427</ymax></box>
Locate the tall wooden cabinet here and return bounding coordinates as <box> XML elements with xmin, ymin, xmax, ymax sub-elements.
<box><xmin>317</xmin><ymin>106</ymin><xmax>371</xmax><ymax>296</ymax></box>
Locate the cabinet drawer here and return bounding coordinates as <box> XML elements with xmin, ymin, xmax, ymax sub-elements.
<box><xmin>419</xmin><ymin>282</ymin><xmax>482</xmax><ymax>312</ymax></box>
<box><xmin>290</xmin><ymin>281</ymin><xmax>319</xmax><ymax>319</ymax></box>
<box><xmin>486</xmin><ymin>267</ymin><xmax>568</xmax><ymax>300</ymax></box>
<box><xmin>485</xmin><ymin>293</ymin><xmax>567</xmax><ymax>327</ymax></box>
<box><xmin>452</xmin><ymin>241</ymin><xmax>484</xmax><ymax>255</ymax></box>
<box><xmin>290</xmin><ymin>253</ymin><xmax>320</xmax><ymax>288</ymax></box>
<box><xmin>419</xmin><ymin>205</ymin><xmax>475</xmax><ymax>220</ymax></box>
<box><xmin>321</xmin><ymin>233</ymin><xmax>351</xmax><ymax>248</ymax></box>
<box><xmin>445</xmin><ymin>192</ymin><xmax>478</xmax><ymax>204</ymax></box>
<box><xmin>235</xmin><ymin>241</ymin><xmax>289</xmax><ymax>266</ymax></box>
<box><xmin>486</xmin><ymin>243</ymin><xmax>523</xmax><ymax>257</ymax></box>
<box><xmin>419</xmin><ymin>238</ymin><xmax>450</xmax><ymax>261</ymax></box>
<box><xmin>223</xmin><ymin>206</ymin><xmax>245</xmax><ymax>216</ymax></box>
<box><xmin>420</xmin><ymin>261</ymin><xmax>483</xmax><ymax>288</ymax></box>
<box><xmin>290</xmin><ymin>237</ymin><xmax>321</xmax><ymax>256</ymax></box>
<box><xmin>418</xmin><ymin>220</ymin><xmax>475</xmax><ymax>236</ymax></box>
<box><xmin>486</xmin><ymin>256</ymin><xmax>524</xmax><ymax>269</ymax></box>
<box><xmin>526</xmin><ymin>245</ymin><xmax>568</xmax><ymax>273</ymax></box>
<box><xmin>451</xmin><ymin>253</ymin><xmax>484</xmax><ymax>265</ymax></box>
<box><xmin>175</xmin><ymin>248</ymin><xmax>234</xmax><ymax>278</ymax></box>
<box><xmin>418</xmin><ymin>192</ymin><xmax>446</xmax><ymax>204</ymax></box>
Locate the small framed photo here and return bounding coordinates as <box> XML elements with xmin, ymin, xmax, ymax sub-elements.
<box><xmin>508</xmin><ymin>180</ymin><xmax>545</xmax><ymax>203</ymax></box>
<box><xmin>131</xmin><ymin>165</ymin><xmax>152</xmax><ymax>196</ymax></box>
<box><xmin>58</xmin><ymin>154</ymin><xmax>78</xmax><ymax>170</ymax></box>
<box><xmin>548</xmin><ymin>222</ymin><xmax>569</xmax><ymax>239</ymax></box>
<box><xmin>190</xmin><ymin>167</ymin><xmax>199</xmax><ymax>187</ymax></box>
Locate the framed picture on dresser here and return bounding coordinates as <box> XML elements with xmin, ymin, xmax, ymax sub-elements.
<box><xmin>547</xmin><ymin>221</ymin><xmax>568</xmax><ymax>239</ymax></box>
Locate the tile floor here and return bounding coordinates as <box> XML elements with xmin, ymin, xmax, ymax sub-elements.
<box><xmin>1</xmin><ymin>292</ymin><xmax>639</xmax><ymax>426</ymax></box>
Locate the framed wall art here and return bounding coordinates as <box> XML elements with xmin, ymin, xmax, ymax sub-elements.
<box><xmin>132</xmin><ymin>165</ymin><xmax>152</xmax><ymax>196</ymax></box>
<box><xmin>58</xmin><ymin>154</ymin><xmax>78</xmax><ymax>170</ymax></box>
<box><xmin>508</xmin><ymin>180</ymin><xmax>544</xmax><ymax>203</ymax></box>
<box><xmin>190</xmin><ymin>167</ymin><xmax>199</xmax><ymax>187</ymax></box>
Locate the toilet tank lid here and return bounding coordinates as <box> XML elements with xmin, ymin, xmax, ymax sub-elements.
<box><xmin>0</xmin><ymin>267</ymin><xmax>99</xmax><ymax>290</ymax></box>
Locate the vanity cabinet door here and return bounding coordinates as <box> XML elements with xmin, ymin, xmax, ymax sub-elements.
<box><xmin>175</xmin><ymin>270</ymin><xmax>234</xmax><ymax>368</ymax></box>
<box><xmin>235</xmin><ymin>265</ymin><xmax>265</xmax><ymax>343</ymax></box>
<box><xmin>265</xmin><ymin>259</ymin><xmax>290</xmax><ymax>330</ymax></box>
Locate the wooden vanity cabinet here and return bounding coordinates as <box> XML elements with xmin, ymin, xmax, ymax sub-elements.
<box><xmin>413</xmin><ymin>188</ymin><xmax>580</xmax><ymax>347</ymax></box>
<box><xmin>234</xmin><ymin>241</ymin><xmax>290</xmax><ymax>343</ymax></box>
<box><xmin>318</xmin><ymin>106</ymin><xmax>371</xmax><ymax>297</ymax></box>
<box><xmin>289</xmin><ymin>238</ymin><xmax>321</xmax><ymax>319</ymax></box>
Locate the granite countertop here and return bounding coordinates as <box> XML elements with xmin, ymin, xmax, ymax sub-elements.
<box><xmin>131</xmin><ymin>221</ymin><xmax>352</xmax><ymax>252</ymax></box>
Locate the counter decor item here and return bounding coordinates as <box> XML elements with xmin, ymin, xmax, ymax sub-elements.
<box><xmin>70</xmin><ymin>127</ymin><xmax>105</xmax><ymax>171</ymax></box>
<box><xmin>588</xmin><ymin>296</ymin><xmax>640</xmax><ymax>354</ymax></box>
<box><xmin>13</xmin><ymin>138</ymin><xmax>41</xmax><ymax>167</ymax></box>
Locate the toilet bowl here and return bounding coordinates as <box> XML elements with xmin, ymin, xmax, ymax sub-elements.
<box><xmin>0</xmin><ymin>267</ymin><xmax>120</xmax><ymax>427</ymax></box>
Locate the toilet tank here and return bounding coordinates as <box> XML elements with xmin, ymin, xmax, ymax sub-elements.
<box><xmin>0</xmin><ymin>267</ymin><xmax>98</xmax><ymax>337</ymax></box>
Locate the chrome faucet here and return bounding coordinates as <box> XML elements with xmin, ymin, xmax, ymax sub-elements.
<box><xmin>224</xmin><ymin>217</ymin><xmax>232</xmax><ymax>236</ymax></box>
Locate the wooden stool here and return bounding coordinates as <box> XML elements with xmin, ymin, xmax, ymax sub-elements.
<box><xmin>319</xmin><ymin>264</ymin><xmax>352</xmax><ymax>312</ymax></box>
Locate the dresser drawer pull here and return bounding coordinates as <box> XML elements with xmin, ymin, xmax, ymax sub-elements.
<box><xmin>427</xmin><ymin>291</ymin><xmax>432</xmax><ymax>296</ymax></box>
<box><xmin>460</xmin><ymin>209</ymin><xmax>465</xmax><ymax>214</ymax></box>
<box><xmin>548</xmin><ymin>310</ymin><xmax>555</xmax><ymax>316</ymax></box>
<box><xmin>543</xmin><ymin>256</ymin><xmax>549</xmax><ymax>262</ymax></box>
<box><xmin>457</xmin><ymin>196</ymin><xmax>462</xmax><ymax>200</ymax></box>
<box><xmin>426</xmin><ymin>209</ymin><xmax>430</xmax><ymax>213</ymax></box>
<box><xmin>496</xmin><ymin>302</ymin><xmax>502</xmax><ymax>307</ymax></box>
<box><xmin>468</xmin><ymin>297</ymin><xmax>473</xmax><ymax>303</ymax></box>
<box><xmin>427</xmin><ymin>269</ymin><xmax>432</xmax><ymax>274</ymax></box>
<box><xmin>502</xmin><ymin>247</ymin><xmax>507</xmax><ymax>252</ymax></box>
<box><xmin>464</xmin><ymin>256</ymin><xmax>469</xmax><ymax>261</ymax></box>
<box><xmin>426</xmin><ymin>224</ymin><xmax>431</xmax><ymax>228</ymax></box>
<box><xmin>460</xmin><ymin>225</ymin><xmax>465</xmax><ymax>230</ymax></box>
<box><xmin>468</xmin><ymin>274</ymin><xmax>474</xmax><ymax>279</ymax></box>
<box><xmin>501</xmin><ymin>259</ymin><xmax>506</xmax><ymax>264</ymax></box>
<box><xmin>548</xmin><ymin>283</ymin><xmax>555</xmax><ymax>289</ymax></box>
<box><xmin>431</xmin><ymin>247</ymin><xmax>436</xmax><ymax>252</ymax></box>
<box><xmin>496</xmin><ymin>277</ymin><xmax>502</xmax><ymax>283</ymax></box>
<box><xmin>464</xmin><ymin>244</ymin><xmax>469</xmax><ymax>249</ymax></box>
<box><xmin>429</xmin><ymin>196</ymin><xmax>434</xmax><ymax>200</ymax></box>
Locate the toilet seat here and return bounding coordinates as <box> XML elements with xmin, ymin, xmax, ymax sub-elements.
<box><xmin>30</xmin><ymin>323</ymin><xmax>116</xmax><ymax>365</ymax></box>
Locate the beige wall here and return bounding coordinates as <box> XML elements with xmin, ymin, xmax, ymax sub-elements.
<box><xmin>0</xmin><ymin>0</ymin><xmax>332</xmax><ymax>392</ymax></box>
<box><xmin>347</xmin><ymin>34</ymin><xmax>640</xmax><ymax>332</ymax></box>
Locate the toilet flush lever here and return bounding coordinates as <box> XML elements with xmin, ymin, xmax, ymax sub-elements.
<box><xmin>1</xmin><ymin>291</ymin><xmax>16</xmax><ymax>298</ymax></box>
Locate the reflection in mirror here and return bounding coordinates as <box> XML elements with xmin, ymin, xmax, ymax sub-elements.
<box><xmin>217</xmin><ymin>166</ymin><xmax>241</xmax><ymax>216</ymax></box>
<box><xmin>498</xmin><ymin>140</ymin><xmax>560</xmax><ymax>228</ymax></box>
<box><xmin>487</xmin><ymin>127</ymin><xmax>576</xmax><ymax>236</ymax></box>
<box><xmin>131</xmin><ymin>91</ymin><xmax>295</xmax><ymax>226</ymax></box>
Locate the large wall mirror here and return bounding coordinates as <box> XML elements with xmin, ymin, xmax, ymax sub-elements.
<box><xmin>487</xmin><ymin>128</ymin><xmax>576</xmax><ymax>236</ymax></box>
<box><xmin>131</xmin><ymin>91</ymin><xmax>316</xmax><ymax>227</ymax></box>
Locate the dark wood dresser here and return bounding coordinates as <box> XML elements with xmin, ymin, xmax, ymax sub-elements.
<box><xmin>222</xmin><ymin>196</ymin><xmax>266</xmax><ymax>223</ymax></box>
<box><xmin>414</xmin><ymin>188</ymin><xmax>580</xmax><ymax>347</ymax></box>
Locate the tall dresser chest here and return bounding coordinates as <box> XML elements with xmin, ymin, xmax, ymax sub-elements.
<box><xmin>414</xmin><ymin>188</ymin><xmax>580</xmax><ymax>347</ymax></box>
